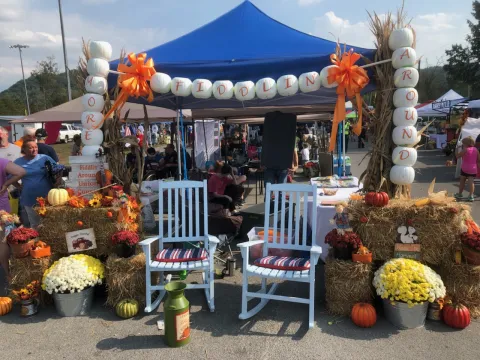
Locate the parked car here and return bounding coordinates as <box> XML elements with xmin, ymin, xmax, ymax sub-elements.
<box><xmin>57</xmin><ymin>123</ymin><xmax>81</xmax><ymax>143</ymax></box>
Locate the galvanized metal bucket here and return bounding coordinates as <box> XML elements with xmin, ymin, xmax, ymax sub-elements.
<box><xmin>53</xmin><ymin>286</ymin><xmax>94</xmax><ymax>317</ymax></box>
<box><xmin>383</xmin><ymin>299</ymin><xmax>428</xmax><ymax>329</ymax></box>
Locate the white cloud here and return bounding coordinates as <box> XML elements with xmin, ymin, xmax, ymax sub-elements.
<box><xmin>81</xmin><ymin>0</ymin><xmax>119</xmax><ymax>4</ymax></box>
<box><xmin>298</xmin><ymin>0</ymin><xmax>324</xmax><ymax>6</ymax></box>
<box><xmin>313</xmin><ymin>11</ymin><xmax>469</xmax><ymax>66</ymax></box>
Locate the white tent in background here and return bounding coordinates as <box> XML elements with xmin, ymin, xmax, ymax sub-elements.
<box><xmin>417</xmin><ymin>90</ymin><xmax>467</xmax><ymax>118</ymax></box>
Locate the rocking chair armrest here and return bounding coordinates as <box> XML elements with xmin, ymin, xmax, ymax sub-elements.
<box><xmin>139</xmin><ymin>236</ymin><xmax>159</xmax><ymax>246</ymax></box>
<box><xmin>207</xmin><ymin>234</ymin><xmax>220</xmax><ymax>244</ymax></box>
<box><xmin>310</xmin><ymin>246</ymin><xmax>323</xmax><ymax>255</ymax></box>
<box><xmin>237</xmin><ymin>240</ymin><xmax>263</xmax><ymax>248</ymax></box>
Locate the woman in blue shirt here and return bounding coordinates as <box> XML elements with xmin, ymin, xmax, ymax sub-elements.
<box><xmin>14</xmin><ymin>140</ymin><xmax>55</xmax><ymax>228</ymax></box>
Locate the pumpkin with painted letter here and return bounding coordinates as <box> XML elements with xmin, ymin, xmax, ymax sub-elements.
<box><xmin>116</xmin><ymin>299</ymin><xmax>139</xmax><ymax>319</ymax></box>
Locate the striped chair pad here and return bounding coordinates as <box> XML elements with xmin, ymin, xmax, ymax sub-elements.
<box><xmin>254</xmin><ymin>256</ymin><xmax>310</xmax><ymax>271</ymax></box>
<box><xmin>156</xmin><ymin>248</ymin><xmax>208</xmax><ymax>263</ymax></box>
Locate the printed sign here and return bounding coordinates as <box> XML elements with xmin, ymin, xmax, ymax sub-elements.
<box><xmin>394</xmin><ymin>243</ymin><xmax>421</xmax><ymax>260</ymax></box>
<box><xmin>432</xmin><ymin>100</ymin><xmax>451</xmax><ymax>110</ymax></box>
<box><xmin>66</xmin><ymin>228</ymin><xmax>97</xmax><ymax>253</ymax></box>
<box><xmin>175</xmin><ymin>310</ymin><xmax>190</xmax><ymax>341</ymax></box>
<box><xmin>68</xmin><ymin>162</ymin><xmax>108</xmax><ymax>198</ymax></box>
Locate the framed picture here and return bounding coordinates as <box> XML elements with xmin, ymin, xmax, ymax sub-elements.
<box><xmin>66</xmin><ymin>228</ymin><xmax>97</xmax><ymax>253</ymax></box>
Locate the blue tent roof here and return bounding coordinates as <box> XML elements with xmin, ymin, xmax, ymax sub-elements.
<box><xmin>109</xmin><ymin>1</ymin><xmax>375</xmax><ymax>111</ymax></box>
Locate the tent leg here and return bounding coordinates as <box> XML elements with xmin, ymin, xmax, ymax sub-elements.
<box><xmin>176</xmin><ymin>109</ymin><xmax>182</xmax><ymax>180</ymax></box>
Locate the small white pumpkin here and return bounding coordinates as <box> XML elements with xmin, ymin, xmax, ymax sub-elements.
<box><xmin>299</xmin><ymin>71</ymin><xmax>321</xmax><ymax>93</ymax></box>
<box><xmin>390</xmin><ymin>165</ymin><xmax>415</xmax><ymax>185</ymax></box>
<box><xmin>85</xmin><ymin>76</ymin><xmax>107</xmax><ymax>95</ymax></box>
<box><xmin>171</xmin><ymin>77</ymin><xmax>192</xmax><ymax>97</ymax></box>
<box><xmin>89</xmin><ymin>41</ymin><xmax>112</xmax><ymax>61</ymax></box>
<box><xmin>392</xmin><ymin>125</ymin><xmax>418</xmax><ymax>146</ymax></box>
<box><xmin>388</xmin><ymin>28</ymin><xmax>414</xmax><ymax>51</ymax></box>
<box><xmin>393</xmin><ymin>88</ymin><xmax>418</xmax><ymax>108</ymax></box>
<box><xmin>81</xmin><ymin>129</ymin><xmax>103</xmax><ymax>146</ymax></box>
<box><xmin>81</xmin><ymin>111</ymin><xmax>104</xmax><ymax>130</ymax></box>
<box><xmin>392</xmin><ymin>147</ymin><xmax>417</xmax><ymax>167</ymax></box>
<box><xmin>392</xmin><ymin>47</ymin><xmax>417</xmax><ymax>69</ymax></box>
<box><xmin>87</xmin><ymin>58</ymin><xmax>110</xmax><ymax>78</ymax></box>
<box><xmin>234</xmin><ymin>81</ymin><xmax>255</xmax><ymax>101</ymax></box>
<box><xmin>150</xmin><ymin>73</ymin><xmax>172</xmax><ymax>94</ymax></box>
<box><xmin>47</xmin><ymin>188</ymin><xmax>69</xmax><ymax>206</ymax></box>
<box><xmin>191</xmin><ymin>79</ymin><xmax>213</xmax><ymax>99</ymax></box>
<box><xmin>394</xmin><ymin>67</ymin><xmax>419</xmax><ymax>88</ymax></box>
<box><xmin>82</xmin><ymin>145</ymin><xmax>103</xmax><ymax>157</ymax></box>
<box><xmin>393</xmin><ymin>107</ymin><xmax>418</xmax><ymax>127</ymax></box>
<box><xmin>81</xmin><ymin>93</ymin><xmax>104</xmax><ymax>112</ymax></box>
<box><xmin>277</xmin><ymin>75</ymin><xmax>299</xmax><ymax>97</ymax></box>
<box><xmin>213</xmin><ymin>80</ymin><xmax>234</xmax><ymax>100</ymax></box>
<box><xmin>255</xmin><ymin>78</ymin><xmax>277</xmax><ymax>99</ymax></box>
<box><xmin>320</xmin><ymin>65</ymin><xmax>339</xmax><ymax>88</ymax></box>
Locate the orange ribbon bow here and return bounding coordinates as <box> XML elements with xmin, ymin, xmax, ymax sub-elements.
<box><xmin>99</xmin><ymin>52</ymin><xmax>156</xmax><ymax>128</ymax></box>
<box><xmin>327</xmin><ymin>50</ymin><xmax>369</xmax><ymax>152</ymax></box>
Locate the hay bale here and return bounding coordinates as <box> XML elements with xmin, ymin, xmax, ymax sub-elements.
<box><xmin>439</xmin><ymin>262</ymin><xmax>480</xmax><ymax>319</ymax></box>
<box><xmin>37</xmin><ymin>206</ymin><xmax>119</xmax><ymax>257</ymax></box>
<box><xmin>349</xmin><ymin>201</ymin><xmax>466</xmax><ymax>265</ymax></box>
<box><xmin>105</xmin><ymin>252</ymin><xmax>158</xmax><ymax>307</ymax></box>
<box><xmin>325</xmin><ymin>255</ymin><xmax>375</xmax><ymax>316</ymax></box>
<box><xmin>9</xmin><ymin>256</ymin><xmax>52</xmax><ymax>289</ymax></box>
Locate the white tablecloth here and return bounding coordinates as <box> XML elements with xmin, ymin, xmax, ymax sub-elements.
<box><xmin>307</xmin><ymin>186</ymin><xmax>361</xmax><ymax>262</ymax></box>
<box><xmin>429</xmin><ymin>134</ymin><xmax>447</xmax><ymax>149</ymax></box>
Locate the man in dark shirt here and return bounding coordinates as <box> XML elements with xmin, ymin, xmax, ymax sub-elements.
<box><xmin>158</xmin><ymin>144</ymin><xmax>178</xmax><ymax>178</ymax></box>
<box><xmin>35</xmin><ymin>128</ymin><xmax>59</xmax><ymax>162</ymax></box>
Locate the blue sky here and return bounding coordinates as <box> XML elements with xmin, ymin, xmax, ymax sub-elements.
<box><xmin>0</xmin><ymin>0</ymin><xmax>472</xmax><ymax>91</ymax></box>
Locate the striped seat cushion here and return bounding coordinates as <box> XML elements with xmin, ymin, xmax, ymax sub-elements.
<box><xmin>254</xmin><ymin>256</ymin><xmax>310</xmax><ymax>271</ymax></box>
<box><xmin>155</xmin><ymin>248</ymin><xmax>208</xmax><ymax>263</ymax></box>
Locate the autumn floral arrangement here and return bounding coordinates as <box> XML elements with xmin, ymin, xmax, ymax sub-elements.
<box><xmin>0</xmin><ymin>210</ymin><xmax>20</xmax><ymax>235</ymax></box>
<box><xmin>373</xmin><ymin>258</ymin><xmax>446</xmax><ymax>308</ymax></box>
<box><xmin>111</xmin><ymin>230</ymin><xmax>140</xmax><ymax>247</ymax></box>
<box><xmin>11</xmin><ymin>280</ymin><xmax>40</xmax><ymax>302</ymax></box>
<box><xmin>461</xmin><ymin>231</ymin><xmax>480</xmax><ymax>252</ymax></box>
<box><xmin>325</xmin><ymin>229</ymin><xmax>362</xmax><ymax>250</ymax></box>
<box><xmin>42</xmin><ymin>254</ymin><xmax>104</xmax><ymax>294</ymax></box>
<box><xmin>6</xmin><ymin>227</ymin><xmax>39</xmax><ymax>245</ymax></box>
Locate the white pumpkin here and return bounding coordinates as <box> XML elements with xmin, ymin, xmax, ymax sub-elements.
<box><xmin>191</xmin><ymin>79</ymin><xmax>213</xmax><ymax>99</ymax></box>
<box><xmin>87</xmin><ymin>58</ymin><xmax>110</xmax><ymax>78</ymax></box>
<box><xmin>81</xmin><ymin>93</ymin><xmax>104</xmax><ymax>112</ymax></box>
<box><xmin>392</xmin><ymin>47</ymin><xmax>417</xmax><ymax>69</ymax></box>
<box><xmin>255</xmin><ymin>78</ymin><xmax>277</xmax><ymax>99</ymax></box>
<box><xmin>81</xmin><ymin>111</ymin><xmax>104</xmax><ymax>130</ymax></box>
<box><xmin>213</xmin><ymin>80</ymin><xmax>234</xmax><ymax>100</ymax></box>
<box><xmin>392</xmin><ymin>147</ymin><xmax>417</xmax><ymax>167</ymax></box>
<box><xmin>47</xmin><ymin>188</ymin><xmax>69</xmax><ymax>206</ymax></box>
<box><xmin>393</xmin><ymin>107</ymin><xmax>418</xmax><ymax>127</ymax></box>
<box><xmin>276</xmin><ymin>75</ymin><xmax>299</xmax><ymax>97</ymax></box>
<box><xmin>392</xmin><ymin>125</ymin><xmax>418</xmax><ymax>146</ymax></box>
<box><xmin>299</xmin><ymin>71</ymin><xmax>321</xmax><ymax>93</ymax></box>
<box><xmin>234</xmin><ymin>81</ymin><xmax>255</xmax><ymax>101</ymax></box>
<box><xmin>81</xmin><ymin>129</ymin><xmax>103</xmax><ymax>146</ymax></box>
<box><xmin>85</xmin><ymin>76</ymin><xmax>107</xmax><ymax>95</ymax></box>
<box><xmin>89</xmin><ymin>41</ymin><xmax>112</xmax><ymax>61</ymax></box>
<box><xmin>82</xmin><ymin>145</ymin><xmax>103</xmax><ymax>157</ymax></box>
<box><xmin>388</xmin><ymin>28</ymin><xmax>414</xmax><ymax>51</ymax></box>
<box><xmin>150</xmin><ymin>73</ymin><xmax>172</xmax><ymax>94</ymax></box>
<box><xmin>394</xmin><ymin>67</ymin><xmax>419</xmax><ymax>88</ymax></box>
<box><xmin>393</xmin><ymin>88</ymin><xmax>418</xmax><ymax>108</ymax></box>
<box><xmin>171</xmin><ymin>77</ymin><xmax>192</xmax><ymax>97</ymax></box>
<box><xmin>320</xmin><ymin>65</ymin><xmax>339</xmax><ymax>88</ymax></box>
<box><xmin>390</xmin><ymin>165</ymin><xmax>415</xmax><ymax>185</ymax></box>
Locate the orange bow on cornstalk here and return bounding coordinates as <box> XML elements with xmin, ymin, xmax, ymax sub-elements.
<box><xmin>98</xmin><ymin>52</ymin><xmax>156</xmax><ymax>129</ymax></box>
<box><xmin>327</xmin><ymin>50</ymin><xmax>369</xmax><ymax>152</ymax></box>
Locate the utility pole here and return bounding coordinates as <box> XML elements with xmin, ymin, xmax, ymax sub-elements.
<box><xmin>9</xmin><ymin>44</ymin><xmax>30</xmax><ymax>115</ymax></box>
<box><xmin>58</xmin><ymin>0</ymin><xmax>72</xmax><ymax>101</ymax></box>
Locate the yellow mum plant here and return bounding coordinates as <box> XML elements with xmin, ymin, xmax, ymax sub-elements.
<box><xmin>373</xmin><ymin>258</ymin><xmax>446</xmax><ymax>308</ymax></box>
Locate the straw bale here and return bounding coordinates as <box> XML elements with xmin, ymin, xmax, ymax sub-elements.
<box><xmin>9</xmin><ymin>256</ymin><xmax>53</xmax><ymax>289</ymax></box>
<box><xmin>325</xmin><ymin>254</ymin><xmax>375</xmax><ymax>316</ymax></box>
<box><xmin>349</xmin><ymin>200</ymin><xmax>466</xmax><ymax>265</ymax></box>
<box><xmin>37</xmin><ymin>206</ymin><xmax>119</xmax><ymax>257</ymax></box>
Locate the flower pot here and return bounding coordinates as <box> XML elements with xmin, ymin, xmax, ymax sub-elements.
<box><xmin>352</xmin><ymin>252</ymin><xmax>372</xmax><ymax>263</ymax></box>
<box><xmin>52</xmin><ymin>287</ymin><xmax>94</xmax><ymax>317</ymax></box>
<box><xmin>333</xmin><ymin>247</ymin><xmax>351</xmax><ymax>260</ymax></box>
<box><xmin>30</xmin><ymin>245</ymin><xmax>51</xmax><ymax>259</ymax></box>
<box><xmin>115</xmin><ymin>244</ymin><xmax>136</xmax><ymax>258</ymax></box>
<box><xmin>9</xmin><ymin>240</ymin><xmax>34</xmax><ymax>258</ymax></box>
<box><xmin>382</xmin><ymin>299</ymin><xmax>428</xmax><ymax>329</ymax></box>
<box><xmin>20</xmin><ymin>299</ymin><xmax>39</xmax><ymax>317</ymax></box>
<box><xmin>427</xmin><ymin>302</ymin><xmax>442</xmax><ymax>321</ymax></box>
<box><xmin>462</xmin><ymin>245</ymin><xmax>480</xmax><ymax>266</ymax></box>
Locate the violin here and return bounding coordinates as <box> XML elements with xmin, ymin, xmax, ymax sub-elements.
<box><xmin>95</xmin><ymin>149</ymin><xmax>114</xmax><ymax>197</ymax></box>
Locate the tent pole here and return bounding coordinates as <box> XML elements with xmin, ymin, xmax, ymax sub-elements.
<box><xmin>176</xmin><ymin>109</ymin><xmax>182</xmax><ymax>180</ymax></box>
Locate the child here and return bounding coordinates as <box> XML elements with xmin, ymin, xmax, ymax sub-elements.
<box><xmin>71</xmin><ymin>134</ymin><xmax>82</xmax><ymax>156</ymax></box>
<box><xmin>455</xmin><ymin>137</ymin><xmax>479</xmax><ymax>202</ymax></box>
<box><xmin>300</xmin><ymin>143</ymin><xmax>310</xmax><ymax>166</ymax></box>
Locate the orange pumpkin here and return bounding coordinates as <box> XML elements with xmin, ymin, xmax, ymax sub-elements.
<box><xmin>0</xmin><ymin>297</ymin><xmax>13</xmax><ymax>316</ymax></box>
<box><xmin>351</xmin><ymin>303</ymin><xmax>376</xmax><ymax>328</ymax></box>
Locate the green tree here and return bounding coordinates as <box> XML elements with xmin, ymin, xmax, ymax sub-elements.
<box><xmin>31</xmin><ymin>56</ymin><xmax>60</xmax><ymax>110</ymax></box>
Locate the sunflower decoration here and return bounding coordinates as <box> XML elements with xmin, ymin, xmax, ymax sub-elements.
<box><xmin>88</xmin><ymin>198</ymin><xmax>101</xmax><ymax>208</ymax></box>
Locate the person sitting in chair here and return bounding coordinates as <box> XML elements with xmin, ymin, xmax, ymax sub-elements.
<box><xmin>207</xmin><ymin>164</ymin><xmax>246</xmax><ymax>213</ymax></box>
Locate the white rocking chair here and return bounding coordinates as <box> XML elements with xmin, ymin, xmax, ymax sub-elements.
<box><xmin>140</xmin><ymin>180</ymin><xmax>219</xmax><ymax>313</ymax></box>
<box><xmin>238</xmin><ymin>183</ymin><xmax>321</xmax><ymax>328</ymax></box>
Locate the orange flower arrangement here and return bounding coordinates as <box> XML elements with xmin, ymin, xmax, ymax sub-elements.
<box><xmin>12</xmin><ymin>280</ymin><xmax>40</xmax><ymax>302</ymax></box>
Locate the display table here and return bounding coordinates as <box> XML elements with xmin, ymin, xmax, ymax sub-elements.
<box><xmin>429</xmin><ymin>134</ymin><xmax>447</xmax><ymax>149</ymax></box>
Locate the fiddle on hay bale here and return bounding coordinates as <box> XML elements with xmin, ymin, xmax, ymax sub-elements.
<box><xmin>37</xmin><ymin>206</ymin><xmax>120</xmax><ymax>257</ymax></box>
<box><xmin>439</xmin><ymin>262</ymin><xmax>480</xmax><ymax>319</ymax></box>
<box><xmin>348</xmin><ymin>200</ymin><xmax>466</xmax><ymax>265</ymax></box>
<box><xmin>325</xmin><ymin>254</ymin><xmax>375</xmax><ymax>316</ymax></box>
<box><xmin>105</xmin><ymin>252</ymin><xmax>158</xmax><ymax>307</ymax></box>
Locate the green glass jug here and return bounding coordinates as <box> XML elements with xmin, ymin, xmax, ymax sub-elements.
<box><xmin>164</xmin><ymin>282</ymin><xmax>190</xmax><ymax>347</ymax></box>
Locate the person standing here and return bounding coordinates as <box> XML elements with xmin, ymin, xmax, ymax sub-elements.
<box><xmin>358</xmin><ymin>126</ymin><xmax>366</xmax><ymax>149</ymax></box>
<box><xmin>300</xmin><ymin>143</ymin><xmax>310</xmax><ymax>166</ymax></box>
<box><xmin>0</xmin><ymin>127</ymin><xmax>21</xmax><ymax>161</ymax></box>
<box><xmin>344</xmin><ymin>121</ymin><xmax>351</xmax><ymax>153</ymax></box>
<box><xmin>35</xmin><ymin>128</ymin><xmax>59</xmax><ymax>162</ymax></box>
<box><xmin>455</xmin><ymin>137</ymin><xmax>479</xmax><ymax>202</ymax></box>
<box><xmin>14</xmin><ymin>127</ymin><xmax>36</xmax><ymax>148</ymax></box>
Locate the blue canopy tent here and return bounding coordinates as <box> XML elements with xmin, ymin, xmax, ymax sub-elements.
<box><xmin>108</xmin><ymin>0</ymin><xmax>376</xmax><ymax>177</ymax></box>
